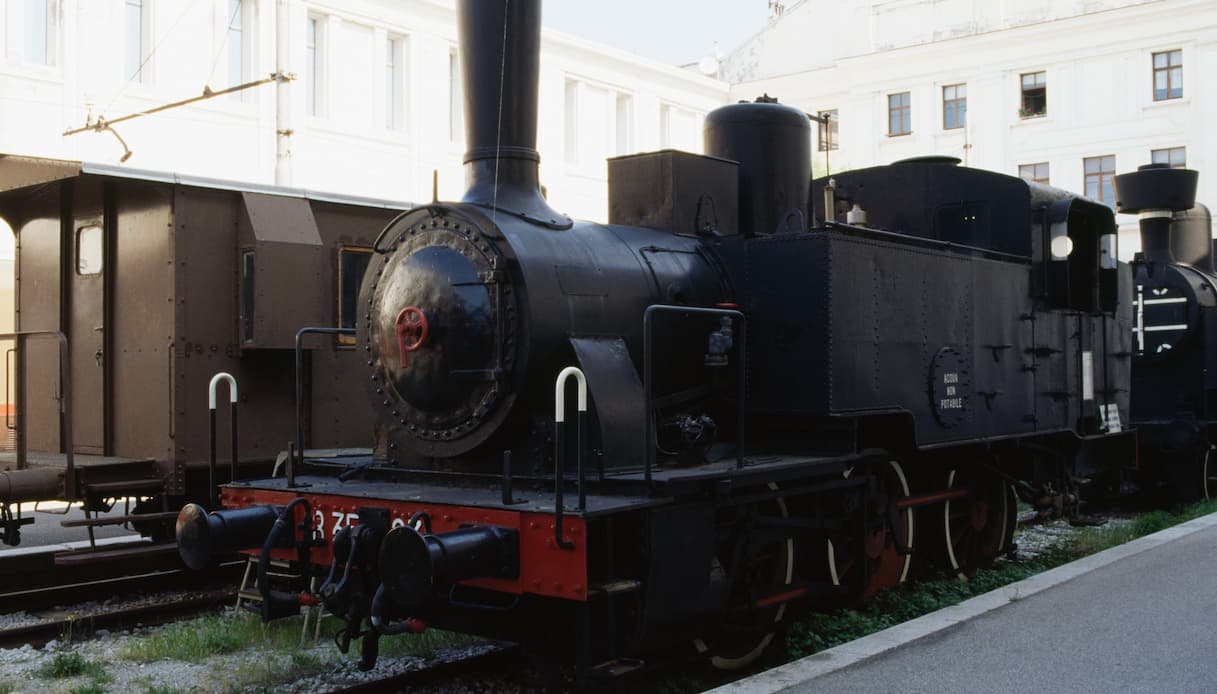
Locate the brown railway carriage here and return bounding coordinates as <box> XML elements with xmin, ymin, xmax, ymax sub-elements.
<box><xmin>0</xmin><ymin>155</ymin><xmax>409</xmax><ymax>542</ymax></box>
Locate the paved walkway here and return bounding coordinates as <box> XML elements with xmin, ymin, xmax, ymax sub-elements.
<box><xmin>711</xmin><ymin>512</ymin><xmax>1217</xmax><ymax>694</ymax></box>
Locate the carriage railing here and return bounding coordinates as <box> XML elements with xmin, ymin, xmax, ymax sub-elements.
<box><xmin>294</xmin><ymin>327</ymin><xmax>356</xmax><ymax>480</ymax></box>
<box><xmin>642</xmin><ymin>304</ymin><xmax>747</xmax><ymax>483</ymax></box>
<box><xmin>1</xmin><ymin>330</ymin><xmax>75</xmax><ymax>501</ymax></box>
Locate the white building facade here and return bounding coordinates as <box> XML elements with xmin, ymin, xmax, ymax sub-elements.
<box><xmin>724</xmin><ymin>0</ymin><xmax>1217</xmax><ymax>258</ymax></box>
<box><xmin>0</xmin><ymin>0</ymin><xmax>727</xmax><ymax>222</ymax></box>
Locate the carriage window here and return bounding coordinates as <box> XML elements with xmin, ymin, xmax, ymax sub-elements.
<box><xmin>338</xmin><ymin>247</ymin><xmax>372</xmax><ymax>345</ymax></box>
<box><xmin>76</xmin><ymin>225</ymin><xmax>102</xmax><ymax>275</ymax></box>
<box><xmin>241</xmin><ymin>251</ymin><xmax>255</xmax><ymax>343</ymax></box>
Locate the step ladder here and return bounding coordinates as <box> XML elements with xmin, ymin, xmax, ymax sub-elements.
<box><xmin>234</xmin><ymin>554</ymin><xmax>325</xmax><ymax>645</ymax></box>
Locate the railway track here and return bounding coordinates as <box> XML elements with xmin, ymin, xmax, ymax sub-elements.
<box><xmin>0</xmin><ymin>538</ymin><xmax>243</xmax><ymax>613</ymax></box>
<box><xmin>0</xmin><ymin>537</ymin><xmax>244</xmax><ymax>652</ymax></box>
<box><xmin>0</xmin><ymin>587</ymin><xmax>235</xmax><ymax>650</ymax></box>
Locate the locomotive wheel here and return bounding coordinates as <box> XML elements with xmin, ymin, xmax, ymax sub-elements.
<box><xmin>826</xmin><ymin>460</ymin><xmax>914</xmax><ymax>597</ymax></box>
<box><xmin>935</xmin><ymin>467</ymin><xmax>1015</xmax><ymax>579</ymax></box>
<box><xmin>1202</xmin><ymin>446</ymin><xmax>1217</xmax><ymax>501</ymax></box>
<box><xmin>692</xmin><ymin>482</ymin><xmax>794</xmax><ymax>671</ymax></box>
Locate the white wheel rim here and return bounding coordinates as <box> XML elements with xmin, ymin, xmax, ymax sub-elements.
<box><xmin>826</xmin><ymin>460</ymin><xmax>913</xmax><ymax>587</ymax></box>
<box><xmin>694</xmin><ymin>481</ymin><xmax>793</xmax><ymax>670</ymax></box>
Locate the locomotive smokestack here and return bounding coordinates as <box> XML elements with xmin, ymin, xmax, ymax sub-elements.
<box><xmin>457</xmin><ymin>0</ymin><xmax>571</xmax><ymax>229</ymax></box>
<box><xmin>1170</xmin><ymin>203</ymin><xmax>1214</xmax><ymax>274</ymax></box>
<box><xmin>1114</xmin><ymin>163</ymin><xmax>1198</xmax><ymax>264</ymax></box>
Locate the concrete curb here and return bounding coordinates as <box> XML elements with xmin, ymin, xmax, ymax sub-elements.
<box><xmin>705</xmin><ymin>510</ymin><xmax>1217</xmax><ymax>694</ymax></box>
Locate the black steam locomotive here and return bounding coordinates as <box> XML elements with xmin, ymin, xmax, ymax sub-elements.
<box><xmin>1118</xmin><ymin>165</ymin><xmax>1217</xmax><ymax>502</ymax></box>
<box><xmin>175</xmin><ymin>0</ymin><xmax>1215</xmax><ymax>679</ymax></box>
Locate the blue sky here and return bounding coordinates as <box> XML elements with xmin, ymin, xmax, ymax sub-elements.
<box><xmin>542</xmin><ymin>2</ymin><xmax>773</xmax><ymax>66</ymax></box>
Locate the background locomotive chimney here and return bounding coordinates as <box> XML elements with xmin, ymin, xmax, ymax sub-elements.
<box><xmin>1169</xmin><ymin>203</ymin><xmax>1214</xmax><ymax>273</ymax></box>
<box><xmin>457</xmin><ymin>0</ymin><xmax>571</xmax><ymax>229</ymax></box>
<box><xmin>1114</xmin><ymin>163</ymin><xmax>1198</xmax><ymax>264</ymax></box>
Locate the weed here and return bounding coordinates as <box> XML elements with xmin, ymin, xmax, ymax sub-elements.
<box><xmin>142</xmin><ymin>686</ymin><xmax>183</xmax><ymax>694</ymax></box>
<box><xmin>70</xmin><ymin>683</ymin><xmax>108</xmax><ymax>694</ymax></box>
<box><xmin>0</xmin><ymin>681</ymin><xmax>15</xmax><ymax>694</ymax></box>
<box><xmin>37</xmin><ymin>652</ymin><xmax>109</xmax><ymax>680</ymax></box>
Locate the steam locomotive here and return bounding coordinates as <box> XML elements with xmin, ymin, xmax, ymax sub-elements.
<box><xmin>1118</xmin><ymin>166</ymin><xmax>1217</xmax><ymax>502</ymax></box>
<box><xmin>173</xmin><ymin>0</ymin><xmax>1210</xmax><ymax>680</ymax></box>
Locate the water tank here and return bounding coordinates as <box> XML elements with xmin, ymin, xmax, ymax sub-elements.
<box><xmin>704</xmin><ymin>98</ymin><xmax>810</xmax><ymax>235</ymax></box>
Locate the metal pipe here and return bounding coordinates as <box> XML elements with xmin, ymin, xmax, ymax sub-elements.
<box><xmin>553</xmin><ymin>367</ymin><xmax>586</xmax><ymax>549</ymax></box>
<box><xmin>62</xmin><ymin>74</ymin><xmax>287</xmax><ymax>136</ymax></box>
<box><xmin>208</xmin><ymin>372</ymin><xmax>238</xmax><ymax>510</ymax></box>
<box><xmin>0</xmin><ymin>468</ymin><xmax>64</xmax><ymax>505</ymax></box>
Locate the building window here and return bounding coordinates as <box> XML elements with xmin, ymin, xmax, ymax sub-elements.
<box><xmin>942</xmin><ymin>84</ymin><xmax>966</xmax><ymax>130</ymax></box>
<box><xmin>565</xmin><ymin>78</ymin><xmax>634</xmax><ymax>167</ymax></box>
<box><xmin>24</xmin><ymin>0</ymin><xmax>58</xmax><ymax>66</ymax></box>
<box><xmin>888</xmin><ymin>92</ymin><xmax>910</xmax><ymax>136</ymax></box>
<box><xmin>1084</xmin><ymin>155</ymin><xmax>1116</xmax><ymax>208</ymax></box>
<box><xmin>385</xmin><ymin>36</ymin><xmax>404</xmax><ymax>130</ymax></box>
<box><xmin>241</xmin><ymin>251</ymin><xmax>255</xmax><ymax>343</ymax></box>
<box><xmin>1020</xmin><ymin>71</ymin><xmax>1046</xmax><ymax>118</ymax></box>
<box><xmin>226</xmin><ymin>0</ymin><xmax>245</xmax><ymax>92</ymax></box>
<box><xmin>448</xmin><ymin>48</ymin><xmax>461</xmax><ymax>144</ymax></box>
<box><xmin>615</xmin><ymin>95</ymin><xmax>633</xmax><ymax>156</ymax></box>
<box><xmin>564</xmin><ymin>80</ymin><xmax>579</xmax><ymax>165</ymax></box>
<box><xmin>1151</xmin><ymin>147</ymin><xmax>1186</xmax><ymax>168</ymax></box>
<box><xmin>305</xmin><ymin>16</ymin><xmax>323</xmax><ymax>116</ymax></box>
<box><xmin>125</xmin><ymin>0</ymin><xmax>149</xmax><ymax>82</ymax></box>
<box><xmin>1153</xmin><ymin>50</ymin><xmax>1182</xmax><ymax>101</ymax></box>
<box><xmin>659</xmin><ymin>103</ymin><xmax>702</xmax><ymax>152</ymax></box>
<box><xmin>337</xmin><ymin>248</ymin><xmax>372</xmax><ymax>344</ymax></box>
<box><xmin>76</xmin><ymin>225</ymin><xmax>103</xmax><ymax>275</ymax></box>
<box><xmin>817</xmin><ymin>109</ymin><xmax>838</xmax><ymax>151</ymax></box>
<box><xmin>1018</xmin><ymin>162</ymin><xmax>1050</xmax><ymax>184</ymax></box>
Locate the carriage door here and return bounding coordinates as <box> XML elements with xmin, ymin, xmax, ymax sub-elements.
<box><xmin>68</xmin><ymin>184</ymin><xmax>107</xmax><ymax>455</ymax></box>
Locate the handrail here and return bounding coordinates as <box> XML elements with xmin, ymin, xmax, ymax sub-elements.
<box><xmin>553</xmin><ymin>366</ymin><xmax>587</xmax><ymax>551</ymax></box>
<box><xmin>294</xmin><ymin>327</ymin><xmax>355</xmax><ymax>477</ymax></box>
<box><xmin>207</xmin><ymin>372</ymin><xmax>239</xmax><ymax>510</ymax></box>
<box><xmin>0</xmin><ymin>331</ymin><xmax>73</xmax><ymax>501</ymax></box>
<box><xmin>642</xmin><ymin>306</ymin><xmax>746</xmax><ymax>483</ymax></box>
<box><xmin>5</xmin><ymin>348</ymin><xmax>13</xmax><ymax>431</ymax></box>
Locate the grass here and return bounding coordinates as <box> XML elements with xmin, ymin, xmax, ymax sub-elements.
<box><xmin>222</xmin><ymin>650</ymin><xmax>326</xmax><ymax>692</ymax></box>
<box><xmin>377</xmin><ymin>627</ymin><xmax>484</xmax><ymax>659</ymax></box>
<box><xmin>37</xmin><ymin>652</ymin><xmax>110</xmax><ymax>680</ymax></box>
<box><xmin>119</xmin><ymin>609</ymin><xmax>483</xmax><ymax>666</ymax></box>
